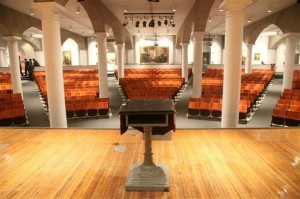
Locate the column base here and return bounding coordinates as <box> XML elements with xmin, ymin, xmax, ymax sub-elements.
<box><xmin>125</xmin><ymin>163</ymin><xmax>169</xmax><ymax>192</ymax></box>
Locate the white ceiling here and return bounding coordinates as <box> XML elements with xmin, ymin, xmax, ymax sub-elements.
<box><xmin>0</xmin><ymin>0</ymin><xmax>297</xmax><ymax>38</ymax></box>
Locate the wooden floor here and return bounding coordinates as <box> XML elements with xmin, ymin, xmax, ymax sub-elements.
<box><xmin>0</xmin><ymin>128</ymin><xmax>299</xmax><ymax>198</ymax></box>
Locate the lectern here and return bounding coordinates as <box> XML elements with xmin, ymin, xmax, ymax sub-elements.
<box><xmin>119</xmin><ymin>99</ymin><xmax>176</xmax><ymax>191</ymax></box>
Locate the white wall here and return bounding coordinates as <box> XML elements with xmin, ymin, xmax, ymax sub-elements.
<box><xmin>20</xmin><ymin>43</ymin><xmax>35</xmax><ymax>59</ymax></box>
<box><xmin>211</xmin><ymin>36</ymin><xmax>222</xmax><ymax>64</ymax></box>
<box><xmin>79</xmin><ymin>50</ymin><xmax>87</xmax><ymax>65</ymax></box>
<box><xmin>253</xmin><ymin>35</ymin><xmax>269</xmax><ymax>64</ymax></box>
<box><xmin>35</xmin><ymin>51</ymin><xmax>45</xmax><ymax>66</ymax></box>
<box><xmin>276</xmin><ymin>42</ymin><xmax>285</xmax><ymax>72</ymax></box>
<box><xmin>62</xmin><ymin>38</ymin><xmax>79</xmax><ymax>65</ymax></box>
<box><xmin>87</xmin><ymin>37</ymin><xmax>98</xmax><ymax>65</ymax></box>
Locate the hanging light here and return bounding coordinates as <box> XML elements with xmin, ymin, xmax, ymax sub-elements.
<box><xmin>143</xmin><ymin>21</ymin><xmax>147</xmax><ymax>27</ymax></box>
<box><xmin>157</xmin><ymin>21</ymin><xmax>161</xmax><ymax>26</ymax></box>
<box><xmin>149</xmin><ymin>19</ymin><xmax>155</xmax><ymax>27</ymax></box>
<box><xmin>135</xmin><ymin>21</ymin><xmax>140</xmax><ymax>28</ymax></box>
<box><xmin>76</xmin><ymin>6</ymin><xmax>80</xmax><ymax>14</ymax></box>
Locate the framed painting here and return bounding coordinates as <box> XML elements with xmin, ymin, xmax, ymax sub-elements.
<box><xmin>140</xmin><ymin>46</ymin><xmax>169</xmax><ymax>64</ymax></box>
<box><xmin>254</xmin><ymin>53</ymin><xmax>261</xmax><ymax>61</ymax></box>
<box><xmin>62</xmin><ymin>51</ymin><xmax>72</xmax><ymax>65</ymax></box>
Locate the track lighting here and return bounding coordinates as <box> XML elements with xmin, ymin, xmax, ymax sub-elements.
<box><xmin>149</xmin><ymin>19</ymin><xmax>155</xmax><ymax>27</ymax></box>
<box><xmin>164</xmin><ymin>19</ymin><xmax>168</xmax><ymax>25</ymax></box>
<box><xmin>123</xmin><ymin>12</ymin><xmax>175</xmax><ymax>28</ymax></box>
<box><xmin>135</xmin><ymin>21</ymin><xmax>140</xmax><ymax>28</ymax></box>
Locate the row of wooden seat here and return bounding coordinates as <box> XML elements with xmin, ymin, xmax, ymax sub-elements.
<box><xmin>271</xmin><ymin>88</ymin><xmax>300</xmax><ymax>126</ymax></box>
<box><xmin>0</xmin><ymin>77</ymin><xmax>28</xmax><ymax>126</ymax></box>
<box><xmin>66</xmin><ymin>98</ymin><xmax>109</xmax><ymax>118</ymax></box>
<box><xmin>271</xmin><ymin>109</ymin><xmax>300</xmax><ymax>127</ymax></box>
<box><xmin>114</xmin><ymin>68</ymin><xmax>193</xmax><ymax>79</ymax></box>
<box><xmin>188</xmin><ymin>68</ymin><xmax>274</xmax><ymax>123</ymax></box>
<box><xmin>293</xmin><ymin>70</ymin><xmax>300</xmax><ymax>89</ymax></box>
<box><xmin>188</xmin><ymin>99</ymin><xmax>251</xmax><ymax>121</ymax></box>
<box><xmin>119</xmin><ymin>77</ymin><xmax>184</xmax><ymax>100</ymax></box>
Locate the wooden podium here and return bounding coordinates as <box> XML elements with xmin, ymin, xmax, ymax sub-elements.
<box><xmin>119</xmin><ymin>99</ymin><xmax>176</xmax><ymax>191</ymax></box>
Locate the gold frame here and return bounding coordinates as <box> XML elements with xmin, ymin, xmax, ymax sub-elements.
<box><xmin>62</xmin><ymin>51</ymin><xmax>72</xmax><ymax>65</ymax></box>
<box><xmin>140</xmin><ymin>46</ymin><xmax>169</xmax><ymax>64</ymax></box>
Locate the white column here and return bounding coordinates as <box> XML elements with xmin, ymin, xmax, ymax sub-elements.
<box><xmin>192</xmin><ymin>32</ymin><xmax>204</xmax><ymax>98</ymax></box>
<box><xmin>245</xmin><ymin>43</ymin><xmax>253</xmax><ymax>74</ymax></box>
<box><xmin>95</xmin><ymin>32</ymin><xmax>108</xmax><ymax>98</ymax></box>
<box><xmin>181</xmin><ymin>43</ymin><xmax>189</xmax><ymax>83</ymax></box>
<box><xmin>116</xmin><ymin>43</ymin><xmax>125</xmax><ymax>80</ymax></box>
<box><xmin>0</xmin><ymin>47</ymin><xmax>6</xmax><ymax>67</ymax></box>
<box><xmin>221</xmin><ymin>0</ymin><xmax>250</xmax><ymax>128</ymax></box>
<box><xmin>4</xmin><ymin>36</ymin><xmax>23</xmax><ymax>94</ymax></box>
<box><xmin>282</xmin><ymin>33</ymin><xmax>297</xmax><ymax>91</ymax></box>
<box><xmin>3</xmin><ymin>48</ymin><xmax>8</xmax><ymax>67</ymax></box>
<box><xmin>32</xmin><ymin>2</ymin><xmax>67</xmax><ymax>128</ymax></box>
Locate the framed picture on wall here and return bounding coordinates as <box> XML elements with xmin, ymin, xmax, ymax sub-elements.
<box><xmin>254</xmin><ymin>53</ymin><xmax>261</xmax><ymax>61</ymax></box>
<box><xmin>140</xmin><ymin>46</ymin><xmax>169</xmax><ymax>64</ymax></box>
<box><xmin>62</xmin><ymin>51</ymin><xmax>72</xmax><ymax>65</ymax></box>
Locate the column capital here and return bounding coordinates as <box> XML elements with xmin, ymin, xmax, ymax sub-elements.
<box><xmin>3</xmin><ymin>36</ymin><xmax>21</xmax><ymax>41</ymax></box>
<box><xmin>220</xmin><ymin>0</ymin><xmax>253</xmax><ymax>12</ymax></box>
<box><xmin>285</xmin><ymin>33</ymin><xmax>298</xmax><ymax>40</ymax></box>
<box><xmin>31</xmin><ymin>2</ymin><xmax>65</xmax><ymax>17</ymax></box>
<box><xmin>94</xmin><ymin>32</ymin><xmax>106</xmax><ymax>39</ymax></box>
<box><xmin>115</xmin><ymin>42</ymin><xmax>125</xmax><ymax>47</ymax></box>
<box><xmin>193</xmin><ymin>31</ymin><xmax>205</xmax><ymax>41</ymax></box>
<box><xmin>181</xmin><ymin>43</ymin><xmax>189</xmax><ymax>47</ymax></box>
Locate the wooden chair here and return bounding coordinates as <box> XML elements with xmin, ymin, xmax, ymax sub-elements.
<box><xmin>211</xmin><ymin>103</ymin><xmax>222</xmax><ymax>118</ymax></box>
<box><xmin>188</xmin><ymin>101</ymin><xmax>200</xmax><ymax>116</ymax></box>
<box><xmin>239</xmin><ymin>104</ymin><xmax>248</xmax><ymax>120</ymax></box>
<box><xmin>271</xmin><ymin>108</ymin><xmax>286</xmax><ymax>126</ymax></box>
<box><xmin>199</xmin><ymin>102</ymin><xmax>211</xmax><ymax>117</ymax></box>
<box><xmin>74</xmin><ymin>103</ymin><xmax>87</xmax><ymax>118</ymax></box>
<box><xmin>0</xmin><ymin>110</ymin><xmax>12</xmax><ymax>126</ymax></box>
<box><xmin>86</xmin><ymin>102</ymin><xmax>98</xmax><ymax>117</ymax></box>
<box><xmin>97</xmin><ymin>101</ymin><xmax>109</xmax><ymax>116</ymax></box>
<box><xmin>285</xmin><ymin>110</ymin><xmax>299</xmax><ymax>127</ymax></box>
<box><xmin>65</xmin><ymin>103</ymin><xmax>75</xmax><ymax>119</ymax></box>
<box><xmin>11</xmin><ymin>109</ymin><xmax>27</xmax><ymax>125</ymax></box>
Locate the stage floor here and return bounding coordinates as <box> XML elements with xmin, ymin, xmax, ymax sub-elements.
<box><xmin>0</xmin><ymin>128</ymin><xmax>299</xmax><ymax>198</ymax></box>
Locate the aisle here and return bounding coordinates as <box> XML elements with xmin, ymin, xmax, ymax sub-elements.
<box><xmin>22</xmin><ymin>80</ymin><xmax>50</xmax><ymax>127</ymax></box>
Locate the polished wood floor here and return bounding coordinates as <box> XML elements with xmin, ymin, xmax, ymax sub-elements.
<box><xmin>0</xmin><ymin>128</ymin><xmax>299</xmax><ymax>198</ymax></box>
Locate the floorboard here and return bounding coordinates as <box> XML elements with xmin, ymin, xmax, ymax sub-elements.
<box><xmin>0</xmin><ymin>128</ymin><xmax>299</xmax><ymax>198</ymax></box>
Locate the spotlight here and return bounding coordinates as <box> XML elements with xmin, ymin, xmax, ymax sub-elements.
<box><xmin>158</xmin><ymin>21</ymin><xmax>161</xmax><ymax>26</ymax></box>
<box><xmin>164</xmin><ymin>19</ymin><xmax>168</xmax><ymax>25</ymax></box>
<box><xmin>143</xmin><ymin>21</ymin><xmax>147</xmax><ymax>27</ymax></box>
<box><xmin>135</xmin><ymin>21</ymin><xmax>140</xmax><ymax>28</ymax></box>
<box><xmin>149</xmin><ymin>19</ymin><xmax>155</xmax><ymax>27</ymax></box>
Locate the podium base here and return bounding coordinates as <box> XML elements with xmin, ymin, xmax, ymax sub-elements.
<box><xmin>125</xmin><ymin>163</ymin><xmax>169</xmax><ymax>191</ymax></box>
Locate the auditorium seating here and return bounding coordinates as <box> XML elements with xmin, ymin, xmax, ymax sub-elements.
<box><xmin>293</xmin><ymin>70</ymin><xmax>300</xmax><ymax>89</ymax></box>
<box><xmin>271</xmin><ymin>88</ymin><xmax>300</xmax><ymax>127</ymax></box>
<box><xmin>0</xmin><ymin>73</ymin><xmax>28</xmax><ymax>126</ymax></box>
<box><xmin>117</xmin><ymin>68</ymin><xmax>187</xmax><ymax>100</ymax></box>
<box><xmin>34</xmin><ymin>70</ymin><xmax>110</xmax><ymax>119</ymax></box>
<box><xmin>188</xmin><ymin>68</ymin><xmax>275</xmax><ymax>124</ymax></box>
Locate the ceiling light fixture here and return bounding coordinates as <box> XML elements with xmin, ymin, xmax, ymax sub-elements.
<box><xmin>76</xmin><ymin>7</ymin><xmax>80</xmax><ymax>14</ymax></box>
<box><xmin>172</xmin><ymin>5</ymin><xmax>176</xmax><ymax>12</ymax></box>
<box><xmin>29</xmin><ymin>9</ymin><xmax>34</xmax><ymax>16</ymax></box>
<box><xmin>123</xmin><ymin>12</ymin><xmax>175</xmax><ymax>28</ymax></box>
<box><xmin>208</xmin><ymin>17</ymin><xmax>212</xmax><ymax>22</ymax></box>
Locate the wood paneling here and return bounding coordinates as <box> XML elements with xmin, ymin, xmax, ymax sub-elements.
<box><xmin>0</xmin><ymin>128</ymin><xmax>299</xmax><ymax>198</ymax></box>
